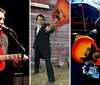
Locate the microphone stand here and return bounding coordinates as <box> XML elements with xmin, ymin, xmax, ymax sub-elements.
<box><xmin>8</xmin><ymin>29</ymin><xmax>26</xmax><ymax>85</ymax></box>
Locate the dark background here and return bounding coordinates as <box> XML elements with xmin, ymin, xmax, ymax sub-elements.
<box><xmin>0</xmin><ymin>0</ymin><xmax>29</xmax><ymax>54</ymax></box>
<box><xmin>0</xmin><ymin>0</ymin><xmax>29</xmax><ymax>76</ymax></box>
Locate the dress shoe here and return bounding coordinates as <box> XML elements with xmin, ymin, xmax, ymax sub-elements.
<box><xmin>47</xmin><ymin>82</ymin><xmax>54</xmax><ymax>85</ymax></box>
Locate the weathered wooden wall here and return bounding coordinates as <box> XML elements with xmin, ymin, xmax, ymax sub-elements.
<box><xmin>31</xmin><ymin>0</ymin><xmax>69</xmax><ymax>66</ymax></box>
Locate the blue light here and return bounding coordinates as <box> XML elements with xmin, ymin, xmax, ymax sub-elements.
<box><xmin>71</xmin><ymin>0</ymin><xmax>84</xmax><ymax>2</ymax></box>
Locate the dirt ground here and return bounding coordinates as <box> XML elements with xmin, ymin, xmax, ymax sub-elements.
<box><xmin>31</xmin><ymin>65</ymin><xmax>69</xmax><ymax>85</ymax></box>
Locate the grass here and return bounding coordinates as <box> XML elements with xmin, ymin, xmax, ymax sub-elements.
<box><xmin>31</xmin><ymin>65</ymin><xmax>69</xmax><ymax>85</ymax></box>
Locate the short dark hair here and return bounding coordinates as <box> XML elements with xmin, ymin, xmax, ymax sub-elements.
<box><xmin>0</xmin><ymin>8</ymin><xmax>6</xmax><ymax>14</ymax></box>
<box><xmin>36</xmin><ymin>14</ymin><xmax>45</xmax><ymax>20</ymax></box>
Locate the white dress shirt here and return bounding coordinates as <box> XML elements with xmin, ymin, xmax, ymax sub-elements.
<box><xmin>36</xmin><ymin>24</ymin><xmax>42</xmax><ymax>35</ymax></box>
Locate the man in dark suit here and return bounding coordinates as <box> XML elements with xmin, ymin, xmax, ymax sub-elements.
<box><xmin>33</xmin><ymin>14</ymin><xmax>55</xmax><ymax>85</ymax></box>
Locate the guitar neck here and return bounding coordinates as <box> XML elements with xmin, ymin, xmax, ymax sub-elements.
<box><xmin>47</xmin><ymin>20</ymin><xmax>58</xmax><ymax>32</ymax></box>
<box><xmin>49</xmin><ymin>20</ymin><xmax>56</xmax><ymax>27</ymax></box>
<box><xmin>0</xmin><ymin>54</ymin><xmax>21</xmax><ymax>60</ymax></box>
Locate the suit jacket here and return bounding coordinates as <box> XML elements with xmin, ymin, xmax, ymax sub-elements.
<box><xmin>33</xmin><ymin>23</ymin><xmax>54</xmax><ymax>58</ymax></box>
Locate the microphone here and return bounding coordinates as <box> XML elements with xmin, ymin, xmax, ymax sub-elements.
<box><xmin>0</xmin><ymin>24</ymin><xmax>13</xmax><ymax>32</ymax></box>
<box><xmin>1</xmin><ymin>24</ymin><xmax>10</xmax><ymax>30</ymax></box>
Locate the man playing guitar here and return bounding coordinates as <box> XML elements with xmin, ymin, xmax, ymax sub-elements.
<box><xmin>0</xmin><ymin>7</ymin><xmax>16</xmax><ymax>85</ymax></box>
<box><xmin>0</xmin><ymin>7</ymin><xmax>11</xmax><ymax>85</ymax></box>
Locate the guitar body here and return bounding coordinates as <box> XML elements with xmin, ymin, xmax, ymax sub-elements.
<box><xmin>0</xmin><ymin>48</ymin><xmax>5</xmax><ymax>71</ymax></box>
<box><xmin>72</xmin><ymin>36</ymin><xmax>100</xmax><ymax>65</ymax></box>
<box><xmin>52</xmin><ymin>0</ymin><xmax>69</xmax><ymax>27</ymax></box>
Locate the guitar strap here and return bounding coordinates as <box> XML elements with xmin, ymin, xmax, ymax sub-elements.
<box><xmin>0</xmin><ymin>30</ymin><xmax>3</xmax><ymax>48</ymax></box>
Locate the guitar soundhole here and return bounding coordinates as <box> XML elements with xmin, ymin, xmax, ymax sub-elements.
<box><xmin>94</xmin><ymin>55</ymin><xmax>99</xmax><ymax>59</ymax></box>
<box><xmin>54</xmin><ymin>8</ymin><xmax>66</xmax><ymax>22</ymax></box>
<box><xmin>54</xmin><ymin>8</ymin><xmax>61</xmax><ymax>21</ymax></box>
<box><xmin>84</xmin><ymin>47</ymin><xmax>91</xmax><ymax>56</ymax></box>
<box><xmin>55</xmin><ymin>8</ymin><xmax>60</xmax><ymax>15</ymax></box>
<box><xmin>93</xmin><ymin>52</ymin><xmax>100</xmax><ymax>60</ymax></box>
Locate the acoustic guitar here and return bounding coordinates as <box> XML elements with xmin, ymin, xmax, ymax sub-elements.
<box><xmin>72</xmin><ymin>36</ymin><xmax>100</xmax><ymax>65</ymax></box>
<box><xmin>0</xmin><ymin>47</ymin><xmax>28</xmax><ymax>71</ymax></box>
<box><xmin>51</xmin><ymin>0</ymin><xmax>69</xmax><ymax>28</ymax></box>
<box><xmin>72</xmin><ymin>36</ymin><xmax>100</xmax><ymax>79</ymax></box>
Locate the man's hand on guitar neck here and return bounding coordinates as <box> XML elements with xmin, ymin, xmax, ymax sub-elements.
<box><xmin>45</xmin><ymin>22</ymin><xmax>57</xmax><ymax>33</ymax></box>
<box><xmin>23</xmin><ymin>54</ymin><xmax>29</xmax><ymax>60</ymax></box>
<box><xmin>45</xmin><ymin>26</ymin><xmax>52</xmax><ymax>32</ymax></box>
<box><xmin>13</xmin><ymin>54</ymin><xmax>28</xmax><ymax>67</ymax></box>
